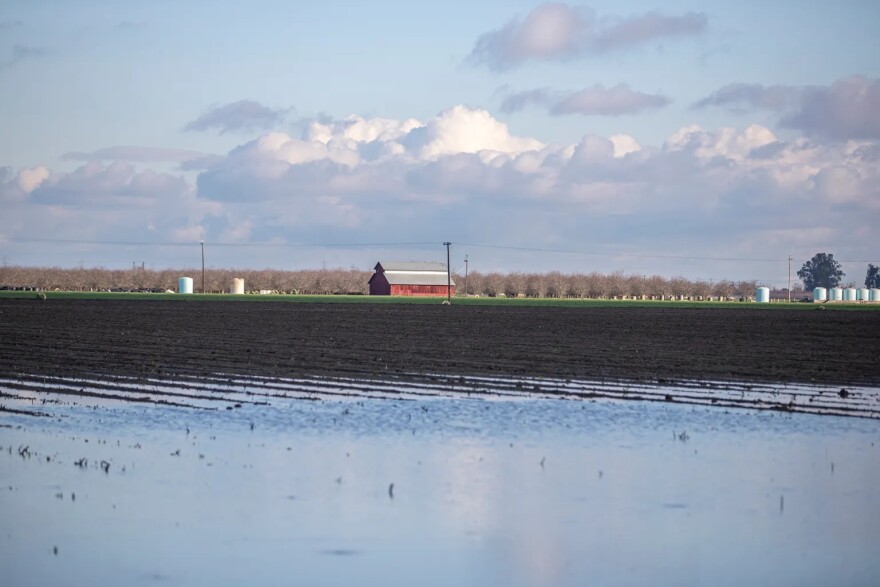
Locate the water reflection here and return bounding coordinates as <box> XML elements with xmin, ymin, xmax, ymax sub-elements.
<box><xmin>1</xmin><ymin>397</ymin><xmax>878</xmax><ymax>587</ymax></box>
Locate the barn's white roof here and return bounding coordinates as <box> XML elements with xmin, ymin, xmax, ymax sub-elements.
<box><xmin>370</xmin><ymin>261</ymin><xmax>455</xmax><ymax>286</ymax></box>
<box><xmin>375</xmin><ymin>261</ymin><xmax>448</xmax><ymax>272</ymax></box>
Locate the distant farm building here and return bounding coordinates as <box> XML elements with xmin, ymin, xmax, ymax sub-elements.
<box><xmin>368</xmin><ymin>262</ymin><xmax>455</xmax><ymax>296</ymax></box>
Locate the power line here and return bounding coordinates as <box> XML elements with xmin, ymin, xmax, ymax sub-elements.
<box><xmin>457</xmin><ymin>241</ymin><xmax>785</xmax><ymax>263</ymax></box>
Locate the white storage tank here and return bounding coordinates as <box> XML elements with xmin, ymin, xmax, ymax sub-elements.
<box><xmin>829</xmin><ymin>287</ymin><xmax>843</xmax><ymax>301</ymax></box>
<box><xmin>858</xmin><ymin>288</ymin><xmax>870</xmax><ymax>301</ymax></box>
<box><xmin>813</xmin><ymin>287</ymin><xmax>827</xmax><ymax>302</ymax></box>
<box><xmin>844</xmin><ymin>287</ymin><xmax>857</xmax><ymax>301</ymax></box>
<box><xmin>178</xmin><ymin>277</ymin><xmax>193</xmax><ymax>294</ymax></box>
<box><xmin>871</xmin><ymin>288</ymin><xmax>880</xmax><ymax>302</ymax></box>
<box><xmin>756</xmin><ymin>287</ymin><xmax>770</xmax><ymax>303</ymax></box>
<box><xmin>231</xmin><ymin>278</ymin><xmax>245</xmax><ymax>295</ymax></box>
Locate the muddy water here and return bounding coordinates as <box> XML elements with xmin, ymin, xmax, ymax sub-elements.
<box><xmin>1</xmin><ymin>396</ymin><xmax>879</xmax><ymax>587</ymax></box>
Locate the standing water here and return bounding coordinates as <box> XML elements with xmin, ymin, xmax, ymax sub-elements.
<box><xmin>1</xmin><ymin>396</ymin><xmax>878</xmax><ymax>587</ymax></box>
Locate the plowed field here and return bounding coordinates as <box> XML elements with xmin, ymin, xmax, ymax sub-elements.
<box><xmin>1</xmin><ymin>299</ymin><xmax>879</xmax><ymax>416</ymax></box>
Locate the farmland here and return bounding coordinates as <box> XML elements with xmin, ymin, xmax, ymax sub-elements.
<box><xmin>1</xmin><ymin>297</ymin><xmax>878</xmax><ymax>418</ymax></box>
<box><xmin>2</xmin><ymin>297</ymin><xmax>879</xmax><ymax>587</ymax></box>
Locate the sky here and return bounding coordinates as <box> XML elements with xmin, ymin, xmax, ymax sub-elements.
<box><xmin>1</xmin><ymin>0</ymin><xmax>878</xmax><ymax>286</ymax></box>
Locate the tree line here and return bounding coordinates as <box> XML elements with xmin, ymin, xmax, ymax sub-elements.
<box><xmin>0</xmin><ymin>265</ymin><xmax>784</xmax><ymax>300</ymax></box>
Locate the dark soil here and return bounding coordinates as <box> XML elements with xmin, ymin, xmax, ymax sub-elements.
<box><xmin>1</xmin><ymin>299</ymin><xmax>878</xmax><ymax>388</ymax></box>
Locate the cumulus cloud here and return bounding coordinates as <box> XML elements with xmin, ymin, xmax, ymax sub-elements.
<box><xmin>63</xmin><ymin>146</ymin><xmax>210</xmax><ymax>164</ymax></box>
<box><xmin>3</xmin><ymin>106</ymin><xmax>877</xmax><ymax>275</ymax></box>
<box><xmin>217</xmin><ymin>105</ymin><xmax>541</xmax><ymax>170</ymax></box>
<box><xmin>694</xmin><ymin>75</ymin><xmax>880</xmax><ymax>140</ymax></box>
<box><xmin>0</xmin><ymin>166</ymin><xmax>51</xmax><ymax>203</ymax></box>
<box><xmin>0</xmin><ymin>162</ymin><xmax>222</xmax><ymax>259</ymax></box>
<box><xmin>183</xmin><ymin>100</ymin><xmax>290</xmax><ymax>134</ymax></box>
<box><xmin>16</xmin><ymin>166</ymin><xmax>50</xmax><ymax>193</ymax></box>
<box><xmin>468</xmin><ymin>3</ymin><xmax>707</xmax><ymax>70</ymax></box>
<box><xmin>191</xmin><ymin>107</ymin><xmax>877</xmax><ymax>261</ymax></box>
<box><xmin>403</xmin><ymin>106</ymin><xmax>544</xmax><ymax>159</ymax></box>
<box><xmin>29</xmin><ymin>162</ymin><xmax>192</xmax><ymax>208</ymax></box>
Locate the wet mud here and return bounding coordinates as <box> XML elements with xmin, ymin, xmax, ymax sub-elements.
<box><xmin>1</xmin><ymin>299</ymin><xmax>878</xmax><ymax>417</ymax></box>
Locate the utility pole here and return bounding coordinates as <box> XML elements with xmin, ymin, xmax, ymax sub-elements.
<box><xmin>443</xmin><ymin>241</ymin><xmax>452</xmax><ymax>303</ymax></box>
<box><xmin>788</xmin><ymin>255</ymin><xmax>792</xmax><ymax>303</ymax></box>
<box><xmin>464</xmin><ymin>254</ymin><xmax>469</xmax><ymax>297</ymax></box>
<box><xmin>200</xmin><ymin>240</ymin><xmax>206</xmax><ymax>294</ymax></box>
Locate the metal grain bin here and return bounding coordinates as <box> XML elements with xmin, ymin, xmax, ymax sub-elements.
<box><xmin>231</xmin><ymin>278</ymin><xmax>245</xmax><ymax>294</ymax></box>
<box><xmin>756</xmin><ymin>287</ymin><xmax>770</xmax><ymax>303</ymax></box>
<box><xmin>871</xmin><ymin>288</ymin><xmax>880</xmax><ymax>302</ymax></box>
<box><xmin>178</xmin><ymin>277</ymin><xmax>194</xmax><ymax>294</ymax></box>
<box><xmin>844</xmin><ymin>288</ymin><xmax>857</xmax><ymax>301</ymax></box>
<box><xmin>858</xmin><ymin>288</ymin><xmax>870</xmax><ymax>301</ymax></box>
<box><xmin>829</xmin><ymin>287</ymin><xmax>843</xmax><ymax>301</ymax></box>
<box><xmin>813</xmin><ymin>287</ymin><xmax>827</xmax><ymax>302</ymax></box>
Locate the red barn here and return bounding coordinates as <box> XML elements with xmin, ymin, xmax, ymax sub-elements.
<box><xmin>368</xmin><ymin>261</ymin><xmax>455</xmax><ymax>297</ymax></box>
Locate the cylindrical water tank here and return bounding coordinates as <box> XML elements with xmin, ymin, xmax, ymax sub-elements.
<box><xmin>871</xmin><ymin>288</ymin><xmax>880</xmax><ymax>302</ymax></box>
<box><xmin>844</xmin><ymin>287</ymin><xmax>857</xmax><ymax>301</ymax></box>
<box><xmin>756</xmin><ymin>287</ymin><xmax>770</xmax><ymax>303</ymax></box>
<box><xmin>178</xmin><ymin>277</ymin><xmax>193</xmax><ymax>294</ymax></box>
<box><xmin>231</xmin><ymin>278</ymin><xmax>245</xmax><ymax>295</ymax></box>
<box><xmin>813</xmin><ymin>287</ymin><xmax>827</xmax><ymax>302</ymax></box>
<box><xmin>829</xmin><ymin>287</ymin><xmax>843</xmax><ymax>301</ymax></box>
<box><xmin>858</xmin><ymin>288</ymin><xmax>870</xmax><ymax>301</ymax></box>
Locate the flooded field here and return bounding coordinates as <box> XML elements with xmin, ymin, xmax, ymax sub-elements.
<box><xmin>2</xmin><ymin>299</ymin><xmax>879</xmax><ymax>585</ymax></box>
<box><xmin>2</xmin><ymin>391</ymin><xmax>879</xmax><ymax>587</ymax></box>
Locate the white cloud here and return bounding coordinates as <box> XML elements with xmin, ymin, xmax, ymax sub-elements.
<box><xmin>203</xmin><ymin>105</ymin><xmax>544</xmax><ymax>197</ymax></box>
<box><xmin>468</xmin><ymin>4</ymin><xmax>707</xmax><ymax>70</ymax></box>
<box><xmin>609</xmin><ymin>134</ymin><xmax>641</xmax><ymax>158</ymax></box>
<box><xmin>190</xmin><ymin>108</ymin><xmax>877</xmax><ymax>259</ymax></box>
<box><xmin>16</xmin><ymin>166</ymin><xmax>49</xmax><ymax>193</ymax></box>
<box><xmin>665</xmin><ymin>124</ymin><xmax>778</xmax><ymax>161</ymax></box>
<box><xmin>404</xmin><ymin>106</ymin><xmax>544</xmax><ymax>159</ymax></box>
<box><xmin>3</xmin><ymin>106</ymin><xmax>877</xmax><ymax>277</ymax></box>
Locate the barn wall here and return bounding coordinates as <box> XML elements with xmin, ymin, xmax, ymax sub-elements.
<box><xmin>369</xmin><ymin>274</ymin><xmax>391</xmax><ymax>295</ymax></box>
<box><xmin>390</xmin><ymin>284</ymin><xmax>454</xmax><ymax>297</ymax></box>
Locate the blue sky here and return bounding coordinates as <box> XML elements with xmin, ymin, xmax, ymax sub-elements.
<box><xmin>1</xmin><ymin>1</ymin><xmax>878</xmax><ymax>284</ymax></box>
